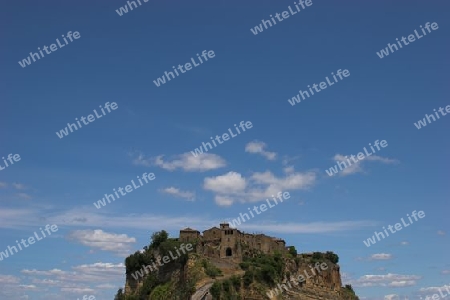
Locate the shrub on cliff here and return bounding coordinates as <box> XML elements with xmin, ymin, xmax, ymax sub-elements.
<box><xmin>311</xmin><ymin>251</ymin><xmax>339</xmax><ymax>264</ymax></box>
<box><xmin>210</xmin><ymin>281</ymin><xmax>221</xmax><ymax>299</ymax></box>
<box><xmin>288</xmin><ymin>246</ymin><xmax>298</xmax><ymax>257</ymax></box>
<box><xmin>325</xmin><ymin>251</ymin><xmax>339</xmax><ymax>264</ymax></box>
<box><xmin>342</xmin><ymin>284</ymin><xmax>359</xmax><ymax>300</ymax></box>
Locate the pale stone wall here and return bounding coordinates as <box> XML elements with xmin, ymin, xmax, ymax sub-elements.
<box><xmin>179</xmin><ymin>223</ymin><xmax>288</xmax><ymax>262</ymax></box>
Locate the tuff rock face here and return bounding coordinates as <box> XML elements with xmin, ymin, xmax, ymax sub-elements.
<box><xmin>266</xmin><ymin>258</ymin><xmax>354</xmax><ymax>300</ymax></box>
<box><xmin>123</xmin><ymin>252</ymin><xmax>358</xmax><ymax>300</ymax></box>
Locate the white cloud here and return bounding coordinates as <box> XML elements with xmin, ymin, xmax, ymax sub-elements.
<box><xmin>22</xmin><ymin>269</ymin><xmax>65</xmax><ymax>276</ymax></box>
<box><xmin>18</xmin><ymin>285</ymin><xmax>37</xmax><ymax>290</ymax></box>
<box><xmin>214</xmin><ymin>195</ymin><xmax>235</xmax><ymax>206</ymax></box>
<box><xmin>250</xmin><ymin>170</ymin><xmax>315</xmax><ymax>190</ymax></box>
<box><xmin>31</xmin><ymin>279</ymin><xmax>60</xmax><ymax>286</ymax></box>
<box><xmin>333</xmin><ymin>154</ymin><xmax>364</xmax><ymax>176</ymax></box>
<box><xmin>0</xmin><ymin>275</ymin><xmax>20</xmax><ymax>284</ymax></box>
<box><xmin>96</xmin><ymin>283</ymin><xmax>116</xmax><ymax>289</ymax></box>
<box><xmin>419</xmin><ymin>284</ymin><xmax>450</xmax><ymax>294</ymax></box>
<box><xmin>0</xmin><ymin>274</ymin><xmax>31</xmax><ymax>299</ymax></box>
<box><xmin>400</xmin><ymin>241</ymin><xmax>409</xmax><ymax>246</ymax></box>
<box><xmin>67</xmin><ymin>229</ymin><xmax>136</xmax><ymax>256</ymax></box>
<box><xmin>442</xmin><ymin>270</ymin><xmax>450</xmax><ymax>275</ymax></box>
<box><xmin>384</xmin><ymin>294</ymin><xmax>399</xmax><ymax>300</ymax></box>
<box><xmin>60</xmin><ymin>287</ymin><xmax>95</xmax><ymax>294</ymax></box>
<box><xmin>331</xmin><ymin>154</ymin><xmax>399</xmax><ymax>177</ymax></box>
<box><xmin>370</xmin><ymin>253</ymin><xmax>393</xmax><ymax>260</ymax></box>
<box><xmin>133</xmin><ymin>152</ymin><xmax>226</xmax><ymax>172</ymax></box>
<box><xmin>203</xmin><ymin>170</ymin><xmax>315</xmax><ymax>206</ymax></box>
<box><xmin>365</xmin><ymin>155</ymin><xmax>399</xmax><ymax>164</ymax></box>
<box><xmin>437</xmin><ymin>230</ymin><xmax>446</xmax><ymax>236</ymax></box>
<box><xmin>204</xmin><ymin>172</ymin><xmax>247</xmax><ymax>195</ymax></box>
<box><xmin>20</xmin><ymin>262</ymin><xmax>125</xmax><ymax>298</ymax></box>
<box><xmin>0</xmin><ymin>182</ymin><xmax>7</xmax><ymax>188</ymax></box>
<box><xmin>389</xmin><ymin>281</ymin><xmax>416</xmax><ymax>287</ymax></box>
<box><xmin>245</xmin><ymin>141</ymin><xmax>277</xmax><ymax>160</ymax></box>
<box><xmin>23</xmin><ymin>263</ymin><xmax>124</xmax><ymax>281</ymax></box>
<box><xmin>283</xmin><ymin>166</ymin><xmax>295</xmax><ymax>174</ymax></box>
<box><xmin>0</xmin><ymin>208</ymin><xmax>38</xmax><ymax>229</ymax></box>
<box><xmin>161</xmin><ymin>187</ymin><xmax>195</xmax><ymax>201</ymax></box>
<box><xmin>350</xmin><ymin>273</ymin><xmax>421</xmax><ymax>288</ymax></box>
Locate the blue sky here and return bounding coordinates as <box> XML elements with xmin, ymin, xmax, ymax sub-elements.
<box><xmin>0</xmin><ymin>0</ymin><xmax>449</xmax><ymax>299</ymax></box>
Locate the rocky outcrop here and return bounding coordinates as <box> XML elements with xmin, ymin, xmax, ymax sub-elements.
<box><xmin>119</xmin><ymin>230</ymin><xmax>358</xmax><ymax>300</ymax></box>
<box><xmin>272</xmin><ymin>260</ymin><xmax>346</xmax><ymax>299</ymax></box>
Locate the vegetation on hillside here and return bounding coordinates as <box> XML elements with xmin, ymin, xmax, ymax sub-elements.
<box><xmin>310</xmin><ymin>251</ymin><xmax>339</xmax><ymax>264</ymax></box>
<box><xmin>210</xmin><ymin>275</ymin><xmax>242</xmax><ymax>300</ymax></box>
<box><xmin>117</xmin><ymin>230</ymin><xmax>194</xmax><ymax>300</ymax></box>
<box><xmin>239</xmin><ymin>252</ymin><xmax>285</xmax><ymax>287</ymax></box>
<box><xmin>342</xmin><ymin>284</ymin><xmax>359</xmax><ymax>300</ymax></box>
<box><xmin>201</xmin><ymin>258</ymin><xmax>223</xmax><ymax>278</ymax></box>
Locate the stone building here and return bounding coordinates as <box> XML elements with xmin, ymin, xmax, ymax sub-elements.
<box><xmin>179</xmin><ymin>227</ymin><xmax>200</xmax><ymax>243</ymax></box>
<box><xmin>179</xmin><ymin>223</ymin><xmax>289</xmax><ymax>262</ymax></box>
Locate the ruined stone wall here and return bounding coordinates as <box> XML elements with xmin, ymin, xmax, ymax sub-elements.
<box><xmin>180</xmin><ymin>225</ymin><xmax>288</xmax><ymax>261</ymax></box>
<box><xmin>179</xmin><ymin>230</ymin><xmax>200</xmax><ymax>243</ymax></box>
<box><xmin>203</xmin><ymin>227</ymin><xmax>221</xmax><ymax>241</ymax></box>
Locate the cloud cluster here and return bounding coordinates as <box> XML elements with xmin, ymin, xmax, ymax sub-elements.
<box><xmin>0</xmin><ymin>274</ymin><xmax>35</xmax><ymax>300</ymax></box>
<box><xmin>331</xmin><ymin>154</ymin><xmax>399</xmax><ymax>176</ymax></box>
<box><xmin>67</xmin><ymin>229</ymin><xmax>136</xmax><ymax>256</ymax></box>
<box><xmin>161</xmin><ymin>187</ymin><xmax>196</xmax><ymax>201</ymax></box>
<box><xmin>9</xmin><ymin>262</ymin><xmax>126</xmax><ymax>299</ymax></box>
<box><xmin>133</xmin><ymin>152</ymin><xmax>226</xmax><ymax>172</ymax></box>
<box><xmin>350</xmin><ymin>273</ymin><xmax>421</xmax><ymax>288</ymax></box>
<box><xmin>419</xmin><ymin>284</ymin><xmax>450</xmax><ymax>294</ymax></box>
<box><xmin>370</xmin><ymin>253</ymin><xmax>393</xmax><ymax>260</ymax></box>
<box><xmin>245</xmin><ymin>141</ymin><xmax>277</xmax><ymax>160</ymax></box>
<box><xmin>203</xmin><ymin>170</ymin><xmax>316</xmax><ymax>206</ymax></box>
<box><xmin>0</xmin><ymin>182</ymin><xmax>32</xmax><ymax>200</ymax></box>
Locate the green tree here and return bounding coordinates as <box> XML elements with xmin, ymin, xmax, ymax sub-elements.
<box><xmin>243</xmin><ymin>269</ymin><xmax>254</xmax><ymax>287</ymax></box>
<box><xmin>210</xmin><ymin>281</ymin><xmax>221</xmax><ymax>299</ymax></box>
<box><xmin>288</xmin><ymin>246</ymin><xmax>297</xmax><ymax>257</ymax></box>
<box><xmin>325</xmin><ymin>251</ymin><xmax>339</xmax><ymax>264</ymax></box>
<box><xmin>114</xmin><ymin>288</ymin><xmax>125</xmax><ymax>300</ymax></box>
<box><xmin>149</xmin><ymin>230</ymin><xmax>169</xmax><ymax>250</ymax></box>
<box><xmin>139</xmin><ymin>272</ymin><xmax>160</xmax><ymax>299</ymax></box>
<box><xmin>344</xmin><ymin>284</ymin><xmax>354</xmax><ymax>292</ymax></box>
<box><xmin>150</xmin><ymin>282</ymin><xmax>171</xmax><ymax>299</ymax></box>
<box><xmin>230</xmin><ymin>275</ymin><xmax>241</xmax><ymax>290</ymax></box>
<box><xmin>312</xmin><ymin>252</ymin><xmax>324</xmax><ymax>261</ymax></box>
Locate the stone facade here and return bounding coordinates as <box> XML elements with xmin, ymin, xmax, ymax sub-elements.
<box><xmin>179</xmin><ymin>223</ymin><xmax>288</xmax><ymax>262</ymax></box>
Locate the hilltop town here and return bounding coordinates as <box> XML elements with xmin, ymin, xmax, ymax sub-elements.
<box><xmin>116</xmin><ymin>223</ymin><xmax>359</xmax><ymax>300</ymax></box>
